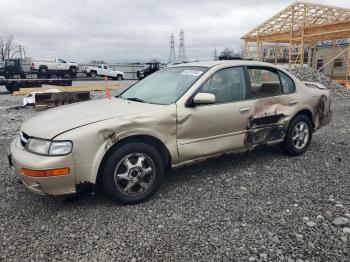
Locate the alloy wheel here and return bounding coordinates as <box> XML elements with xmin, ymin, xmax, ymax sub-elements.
<box><xmin>114</xmin><ymin>153</ymin><xmax>156</xmax><ymax>196</ymax></box>
<box><xmin>292</xmin><ymin>121</ymin><xmax>310</xmax><ymax>150</ymax></box>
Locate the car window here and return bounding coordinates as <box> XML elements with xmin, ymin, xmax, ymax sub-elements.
<box><xmin>279</xmin><ymin>71</ymin><xmax>295</xmax><ymax>94</ymax></box>
<box><xmin>98</xmin><ymin>65</ymin><xmax>102</xmax><ymax>68</ymax></box>
<box><xmin>104</xmin><ymin>65</ymin><xmax>108</xmax><ymax>69</ymax></box>
<box><xmin>57</xmin><ymin>59</ymin><xmax>66</xmax><ymax>63</ymax></box>
<box><xmin>121</xmin><ymin>66</ymin><xmax>207</xmax><ymax>105</ymax></box>
<box><xmin>197</xmin><ymin>67</ymin><xmax>247</xmax><ymax>103</ymax></box>
<box><xmin>248</xmin><ymin>68</ymin><xmax>282</xmax><ymax>98</ymax></box>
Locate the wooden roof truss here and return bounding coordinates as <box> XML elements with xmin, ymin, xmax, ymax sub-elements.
<box><xmin>241</xmin><ymin>1</ymin><xmax>350</xmax><ymax>86</ymax></box>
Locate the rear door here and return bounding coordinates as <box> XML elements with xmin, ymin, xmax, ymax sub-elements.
<box><xmin>176</xmin><ymin>66</ymin><xmax>255</xmax><ymax>163</ymax></box>
<box><xmin>245</xmin><ymin>66</ymin><xmax>299</xmax><ymax>147</ymax></box>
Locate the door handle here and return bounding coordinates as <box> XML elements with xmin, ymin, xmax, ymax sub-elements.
<box><xmin>288</xmin><ymin>100</ymin><xmax>299</xmax><ymax>106</ymax></box>
<box><xmin>239</xmin><ymin>107</ymin><xmax>251</xmax><ymax>114</ymax></box>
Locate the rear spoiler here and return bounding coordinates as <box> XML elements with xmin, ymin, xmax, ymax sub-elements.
<box><xmin>303</xmin><ymin>81</ymin><xmax>327</xmax><ymax>90</ymax></box>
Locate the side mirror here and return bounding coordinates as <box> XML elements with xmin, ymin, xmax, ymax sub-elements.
<box><xmin>193</xmin><ymin>93</ymin><xmax>216</xmax><ymax>105</ymax></box>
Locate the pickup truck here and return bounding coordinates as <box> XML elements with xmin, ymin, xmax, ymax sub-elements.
<box><xmin>82</xmin><ymin>64</ymin><xmax>124</xmax><ymax>80</ymax></box>
<box><xmin>31</xmin><ymin>58</ymin><xmax>78</xmax><ymax>78</ymax></box>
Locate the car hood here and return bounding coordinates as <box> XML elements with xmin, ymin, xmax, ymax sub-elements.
<box><xmin>21</xmin><ymin>98</ymin><xmax>164</xmax><ymax>139</ymax></box>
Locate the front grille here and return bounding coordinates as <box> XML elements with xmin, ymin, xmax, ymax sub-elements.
<box><xmin>20</xmin><ymin>132</ymin><xmax>29</xmax><ymax>147</ymax></box>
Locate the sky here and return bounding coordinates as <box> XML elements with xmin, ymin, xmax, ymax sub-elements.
<box><xmin>0</xmin><ymin>0</ymin><xmax>348</xmax><ymax>63</ymax></box>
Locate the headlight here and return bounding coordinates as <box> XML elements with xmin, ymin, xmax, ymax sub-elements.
<box><xmin>26</xmin><ymin>138</ymin><xmax>72</xmax><ymax>156</ymax></box>
<box><xmin>49</xmin><ymin>141</ymin><xmax>73</xmax><ymax>155</ymax></box>
<box><xmin>27</xmin><ymin>138</ymin><xmax>51</xmax><ymax>155</ymax></box>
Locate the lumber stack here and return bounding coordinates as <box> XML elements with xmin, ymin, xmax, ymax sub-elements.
<box><xmin>13</xmin><ymin>85</ymin><xmax>120</xmax><ymax>96</ymax></box>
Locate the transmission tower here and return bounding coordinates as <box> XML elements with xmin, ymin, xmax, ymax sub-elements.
<box><xmin>213</xmin><ymin>48</ymin><xmax>218</xmax><ymax>60</ymax></box>
<box><xmin>167</xmin><ymin>33</ymin><xmax>176</xmax><ymax>64</ymax></box>
<box><xmin>177</xmin><ymin>29</ymin><xmax>187</xmax><ymax>63</ymax></box>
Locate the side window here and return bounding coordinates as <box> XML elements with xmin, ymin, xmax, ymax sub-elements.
<box><xmin>279</xmin><ymin>71</ymin><xmax>295</xmax><ymax>94</ymax></box>
<box><xmin>248</xmin><ymin>68</ymin><xmax>282</xmax><ymax>98</ymax></box>
<box><xmin>197</xmin><ymin>67</ymin><xmax>247</xmax><ymax>104</ymax></box>
<box><xmin>104</xmin><ymin>65</ymin><xmax>108</xmax><ymax>69</ymax></box>
<box><xmin>58</xmin><ymin>59</ymin><xmax>66</xmax><ymax>63</ymax></box>
<box><xmin>98</xmin><ymin>65</ymin><xmax>102</xmax><ymax>68</ymax></box>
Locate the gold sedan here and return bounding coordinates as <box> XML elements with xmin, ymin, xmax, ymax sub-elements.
<box><xmin>8</xmin><ymin>61</ymin><xmax>332</xmax><ymax>204</ymax></box>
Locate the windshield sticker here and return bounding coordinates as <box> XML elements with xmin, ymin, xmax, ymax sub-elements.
<box><xmin>181</xmin><ymin>70</ymin><xmax>203</xmax><ymax>76</ymax></box>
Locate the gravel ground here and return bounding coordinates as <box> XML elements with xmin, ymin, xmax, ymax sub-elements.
<box><xmin>0</xmin><ymin>81</ymin><xmax>350</xmax><ymax>261</ymax></box>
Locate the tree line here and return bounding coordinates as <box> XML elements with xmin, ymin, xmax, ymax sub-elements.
<box><xmin>0</xmin><ymin>35</ymin><xmax>25</xmax><ymax>61</ymax></box>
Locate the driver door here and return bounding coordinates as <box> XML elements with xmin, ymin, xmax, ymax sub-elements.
<box><xmin>176</xmin><ymin>66</ymin><xmax>254</xmax><ymax>163</ymax></box>
<box><xmin>57</xmin><ymin>59</ymin><xmax>66</xmax><ymax>70</ymax></box>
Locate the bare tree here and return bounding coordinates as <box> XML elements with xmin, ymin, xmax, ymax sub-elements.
<box><xmin>218</xmin><ymin>47</ymin><xmax>242</xmax><ymax>60</ymax></box>
<box><xmin>0</xmin><ymin>35</ymin><xmax>18</xmax><ymax>60</ymax></box>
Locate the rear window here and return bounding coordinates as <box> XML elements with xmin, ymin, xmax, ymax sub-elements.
<box><xmin>279</xmin><ymin>71</ymin><xmax>295</xmax><ymax>94</ymax></box>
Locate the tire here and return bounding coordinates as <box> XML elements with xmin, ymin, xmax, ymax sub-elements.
<box><xmin>281</xmin><ymin>114</ymin><xmax>312</xmax><ymax>156</ymax></box>
<box><xmin>90</xmin><ymin>71</ymin><xmax>97</xmax><ymax>78</ymax></box>
<box><xmin>102</xmin><ymin>142</ymin><xmax>164</xmax><ymax>204</ymax></box>
<box><xmin>69</xmin><ymin>67</ymin><xmax>77</xmax><ymax>78</ymax></box>
<box><xmin>117</xmin><ymin>75</ymin><xmax>123</xmax><ymax>81</ymax></box>
<box><xmin>39</xmin><ymin>67</ymin><xmax>47</xmax><ymax>78</ymax></box>
<box><xmin>5</xmin><ymin>83</ymin><xmax>20</xmax><ymax>93</ymax></box>
<box><xmin>5</xmin><ymin>84</ymin><xmax>13</xmax><ymax>93</ymax></box>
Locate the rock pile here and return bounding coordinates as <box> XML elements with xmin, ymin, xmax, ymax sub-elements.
<box><xmin>288</xmin><ymin>67</ymin><xmax>350</xmax><ymax>99</ymax></box>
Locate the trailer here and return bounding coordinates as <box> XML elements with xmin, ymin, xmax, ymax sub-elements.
<box><xmin>0</xmin><ymin>78</ymin><xmax>72</xmax><ymax>93</ymax></box>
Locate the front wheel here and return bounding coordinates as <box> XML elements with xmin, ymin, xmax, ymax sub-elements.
<box><xmin>281</xmin><ymin>115</ymin><xmax>312</xmax><ymax>156</ymax></box>
<box><xmin>102</xmin><ymin>143</ymin><xmax>164</xmax><ymax>204</ymax></box>
<box><xmin>117</xmin><ymin>75</ymin><xmax>123</xmax><ymax>81</ymax></box>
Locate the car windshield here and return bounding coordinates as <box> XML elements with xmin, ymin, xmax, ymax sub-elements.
<box><xmin>120</xmin><ymin>66</ymin><xmax>207</xmax><ymax>105</ymax></box>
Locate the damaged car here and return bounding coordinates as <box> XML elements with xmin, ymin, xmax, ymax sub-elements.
<box><xmin>8</xmin><ymin>61</ymin><xmax>332</xmax><ymax>204</ymax></box>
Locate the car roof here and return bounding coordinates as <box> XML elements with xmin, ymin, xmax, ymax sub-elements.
<box><xmin>169</xmin><ymin>60</ymin><xmax>281</xmax><ymax>69</ymax></box>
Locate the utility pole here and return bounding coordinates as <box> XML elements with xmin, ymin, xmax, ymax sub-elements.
<box><xmin>213</xmin><ymin>48</ymin><xmax>218</xmax><ymax>60</ymax></box>
<box><xmin>167</xmin><ymin>33</ymin><xmax>176</xmax><ymax>65</ymax></box>
<box><xmin>177</xmin><ymin>29</ymin><xmax>187</xmax><ymax>63</ymax></box>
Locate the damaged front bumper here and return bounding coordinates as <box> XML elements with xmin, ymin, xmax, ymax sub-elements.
<box><xmin>9</xmin><ymin>137</ymin><xmax>76</xmax><ymax>195</ymax></box>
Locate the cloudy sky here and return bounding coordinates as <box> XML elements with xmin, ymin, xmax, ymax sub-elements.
<box><xmin>0</xmin><ymin>0</ymin><xmax>348</xmax><ymax>63</ymax></box>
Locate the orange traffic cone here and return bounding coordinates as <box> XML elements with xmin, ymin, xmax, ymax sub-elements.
<box><xmin>104</xmin><ymin>76</ymin><xmax>110</xmax><ymax>98</ymax></box>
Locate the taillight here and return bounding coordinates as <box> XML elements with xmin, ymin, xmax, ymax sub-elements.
<box><xmin>31</xmin><ymin>63</ymin><xmax>35</xmax><ymax>70</ymax></box>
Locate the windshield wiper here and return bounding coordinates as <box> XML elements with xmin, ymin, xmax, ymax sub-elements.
<box><xmin>124</xmin><ymin>97</ymin><xmax>148</xmax><ymax>103</ymax></box>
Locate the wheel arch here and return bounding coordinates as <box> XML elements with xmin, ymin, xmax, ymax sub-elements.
<box><xmin>95</xmin><ymin>134</ymin><xmax>172</xmax><ymax>187</ymax></box>
<box><xmin>291</xmin><ymin>108</ymin><xmax>314</xmax><ymax>129</ymax></box>
<box><xmin>39</xmin><ymin>65</ymin><xmax>48</xmax><ymax>70</ymax></box>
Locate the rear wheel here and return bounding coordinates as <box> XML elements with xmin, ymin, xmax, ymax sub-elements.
<box><xmin>281</xmin><ymin>115</ymin><xmax>312</xmax><ymax>156</ymax></box>
<box><xmin>90</xmin><ymin>71</ymin><xmax>97</xmax><ymax>78</ymax></box>
<box><xmin>5</xmin><ymin>84</ymin><xmax>13</xmax><ymax>93</ymax></box>
<box><xmin>102</xmin><ymin>143</ymin><xmax>164</xmax><ymax>204</ymax></box>
<box><xmin>39</xmin><ymin>67</ymin><xmax>47</xmax><ymax>78</ymax></box>
<box><xmin>117</xmin><ymin>75</ymin><xmax>123</xmax><ymax>81</ymax></box>
<box><xmin>69</xmin><ymin>67</ymin><xmax>77</xmax><ymax>78</ymax></box>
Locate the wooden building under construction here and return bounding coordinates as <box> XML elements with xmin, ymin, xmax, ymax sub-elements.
<box><xmin>241</xmin><ymin>1</ymin><xmax>350</xmax><ymax>86</ymax></box>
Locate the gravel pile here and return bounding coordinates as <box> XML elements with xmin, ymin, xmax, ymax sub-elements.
<box><xmin>288</xmin><ymin>67</ymin><xmax>350</xmax><ymax>100</ymax></box>
<box><xmin>0</xmin><ymin>82</ymin><xmax>350</xmax><ymax>261</ymax></box>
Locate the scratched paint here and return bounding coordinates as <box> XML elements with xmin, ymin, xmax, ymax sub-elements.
<box><xmin>314</xmin><ymin>95</ymin><xmax>332</xmax><ymax>129</ymax></box>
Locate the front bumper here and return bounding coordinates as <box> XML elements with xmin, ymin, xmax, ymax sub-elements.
<box><xmin>8</xmin><ymin>137</ymin><xmax>76</xmax><ymax>195</ymax></box>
